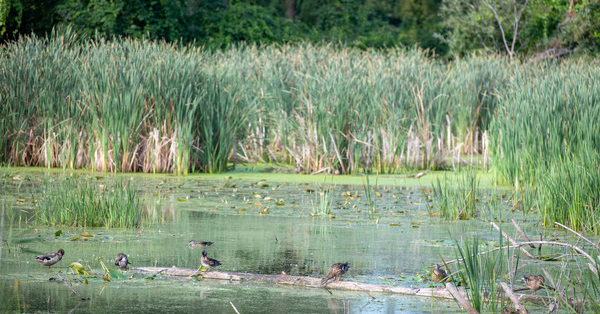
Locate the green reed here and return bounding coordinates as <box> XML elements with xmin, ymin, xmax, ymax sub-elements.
<box><xmin>35</xmin><ymin>178</ymin><xmax>143</xmax><ymax>228</ymax></box>
<box><xmin>0</xmin><ymin>29</ymin><xmax>503</xmax><ymax>174</ymax></box>
<box><xmin>311</xmin><ymin>184</ymin><xmax>336</xmax><ymax>216</ymax></box>
<box><xmin>432</xmin><ymin>169</ymin><xmax>480</xmax><ymax>220</ymax></box>
<box><xmin>361</xmin><ymin>171</ymin><xmax>379</xmax><ymax>219</ymax></box>
<box><xmin>455</xmin><ymin>235</ymin><xmax>507</xmax><ymax>313</ymax></box>
<box><xmin>491</xmin><ymin>59</ymin><xmax>600</xmax><ymax>232</ymax></box>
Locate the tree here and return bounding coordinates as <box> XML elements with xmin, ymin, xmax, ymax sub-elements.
<box><xmin>1</xmin><ymin>0</ymin><xmax>62</xmax><ymax>41</ymax></box>
<box><xmin>438</xmin><ymin>0</ymin><xmax>536</xmax><ymax>58</ymax></box>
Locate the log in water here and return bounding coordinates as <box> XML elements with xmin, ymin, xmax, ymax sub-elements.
<box><xmin>134</xmin><ymin>267</ymin><xmax>455</xmax><ymax>299</ymax></box>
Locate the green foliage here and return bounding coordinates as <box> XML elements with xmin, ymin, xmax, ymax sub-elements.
<box><xmin>55</xmin><ymin>0</ymin><xmax>185</xmax><ymax>41</ymax></box>
<box><xmin>3</xmin><ymin>0</ymin><xmax>600</xmax><ymax>55</ymax></box>
<box><xmin>556</xmin><ymin>0</ymin><xmax>600</xmax><ymax>53</ymax></box>
<box><xmin>439</xmin><ymin>0</ymin><xmax>600</xmax><ymax>56</ymax></box>
<box><xmin>2</xmin><ymin>0</ymin><xmax>449</xmax><ymax>52</ymax></box>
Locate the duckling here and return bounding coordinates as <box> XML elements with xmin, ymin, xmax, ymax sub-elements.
<box><xmin>201</xmin><ymin>249</ymin><xmax>221</xmax><ymax>271</ymax></box>
<box><xmin>35</xmin><ymin>248</ymin><xmax>65</xmax><ymax>269</ymax></box>
<box><xmin>523</xmin><ymin>275</ymin><xmax>545</xmax><ymax>295</ymax></box>
<box><xmin>321</xmin><ymin>262</ymin><xmax>349</xmax><ymax>286</ymax></box>
<box><xmin>432</xmin><ymin>264</ymin><xmax>448</xmax><ymax>288</ymax></box>
<box><xmin>189</xmin><ymin>240</ymin><xmax>213</xmax><ymax>247</ymax></box>
<box><xmin>115</xmin><ymin>253</ymin><xmax>131</xmax><ymax>270</ymax></box>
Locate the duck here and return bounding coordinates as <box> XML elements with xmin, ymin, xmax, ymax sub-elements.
<box><xmin>189</xmin><ymin>240</ymin><xmax>213</xmax><ymax>247</ymax></box>
<box><xmin>523</xmin><ymin>275</ymin><xmax>545</xmax><ymax>295</ymax></box>
<box><xmin>35</xmin><ymin>248</ymin><xmax>65</xmax><ymax>269</ymax></box>
<box><xmin>201</xmin><ymin>249</ymin><xmax>221</xmax><ymax>271</ymax></box>
<box><xmin>115</xmin><ymin>253</ymin><xmax>131</xmax><ymax>270</ymax></box>
<box><xmin>432</xmin><ymin>264</ymin><xmax>448</xmax><ymax>288</ymax></box>
<box><xmin>321</xmin><ymin>262</ymin><xmax>349</xmax><ymax>286</ymax></box>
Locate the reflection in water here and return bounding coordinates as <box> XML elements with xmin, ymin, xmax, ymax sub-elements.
<box><xmin>327</xmin><ymin>297</ymin><xmax>349</xmax><ymax>314</ymax></box>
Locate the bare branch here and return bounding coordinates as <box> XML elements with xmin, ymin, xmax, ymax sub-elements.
<box><xmin>500</xmin><ymin>282</ymin><xmax>528</xmax><ymax>314</ymax></box>
<box><xmin>446</xmin><ymin>282</ymin><xmax>480</xmax><ymax>314</ymax></box>
<box><xmin>554</xmin><ymin>222</ymin><xmax>600</xmax><ymax>250</ymax></box>
<box><xmin>491</xmin><ymin>222</ymin><xmax>535</xmax><ymax>258</ymax></box>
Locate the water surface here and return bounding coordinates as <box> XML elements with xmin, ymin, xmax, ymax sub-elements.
<box><xmin>0</xmin><ymin>168</ymin><xmax>552</xmax><ymax>313</ymax></box>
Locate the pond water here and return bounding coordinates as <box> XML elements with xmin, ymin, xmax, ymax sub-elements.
<box><xmin>0</xmin><ymin>168</ymin><xmax>552</xmax><ymax>313</ymax></box>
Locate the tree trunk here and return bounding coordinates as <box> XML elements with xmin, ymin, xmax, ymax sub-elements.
<box><xmin>283</xmin><ymin>0</ymin><xmax>296</xmax><ymax>20</ymax></box>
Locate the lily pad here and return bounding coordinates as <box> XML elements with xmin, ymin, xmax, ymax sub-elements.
<box><xmin>105</xmin><ymin>269</ymin><xmax>127</xmax><ymax>281</ymax></box>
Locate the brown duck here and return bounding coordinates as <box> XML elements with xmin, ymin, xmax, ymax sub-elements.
<box><xmin>115</xmin><ymin>253</ymin><xmax>131</xmax><ymax>270</ymax></box>
<box><xmin>523</xmin><ymin>275</ymin><xmax>545</xmax><ymax>295</ymax></box>
<box><xmin>321</xmin><ymin>262</ymin><xmax>350</xmax><ymax>286</ymax></box>
<box><xmin>189</xmin><ymin>240</ymin><xmax>213</xmax><ymax>247</ymax></box>
<box><xmin>201</xmin><ymin>249</ymin><xmax>221</xmax><ymax>271</ymax></box>
<box><xmin>432</xmin><ymin>264</ymin><xmax>448</xmax><ymax>288</ymax></box>
<box><xmin>35</xmin><ymin>248</ymin><xmax>65</xmax><ymax>269</ymax></box>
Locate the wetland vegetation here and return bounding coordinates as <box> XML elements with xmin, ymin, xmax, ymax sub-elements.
<box><xmin>2</xmin><ymin>28</ymin><xmax>600</xmax><ymax>313</ymax></box>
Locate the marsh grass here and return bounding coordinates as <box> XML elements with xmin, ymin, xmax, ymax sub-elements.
<box><xmin>455</xmin><ymin>235</ymin><xmax>507</xmax><ymax>312</ymax></box>
<box><xmin>580</xmin><ymin>259</ymin><xmax>600</xmax><ymax>312</ymax></box>
<box><xmin>35</xmin><ymin>178</ymin><xmax>144</xmax><ymax>228</ymax></box>
<box><xmin>432</xmin><ymin>169</ymin><xmax>480</xmax><ymax>220</ymax></box>
<box><xmin>361</xmin><ymin>171</ymin><xmax>379</xmax><ymax>219</ymax></box>
<box><xmin>1</xmin><ymin>28</ymin><xmax>494</xmax><ymax>176</ymax></box>
<box><xmin>312</xmin><ymin>185</ymin><xmax>336</xmax><ymax>216</ymax></box>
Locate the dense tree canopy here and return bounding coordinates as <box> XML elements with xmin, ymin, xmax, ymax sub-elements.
<box><xmin>1</xmin><ymin>0</ymin><xmax>599</xmax><ymax>57</ymax></box>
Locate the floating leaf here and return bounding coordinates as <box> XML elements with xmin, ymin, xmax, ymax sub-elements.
<box><xmin>263</xmin><ymin>196</ymin><xmax>272</xmax><ymax>201</ymax></box>
<box><xmin>108</xmin><ymin>269</ymin><xmax>127</xmax><ymax>280</ymax></box>
<box><xmin>70</xmin><ymin>237</ymin><xmax>80</xmax><ymax>241</ymax></box>
<box><xmin>259</xmin><ymin>207</ymin><xmax>270</xmax><ymax>215</ymax></box>
<box><xmin>81</xmin><ymin>232</ymin><xmax>94</xmax><ymax>237</ymax></box>
<box><xmin>253</xmin><ymin>194</ymin><xmax>262</xmax><ymax>199</ymax></box>
<box><xmin>177</xmin><ymin>198</ymin><xmax>187</xmax><ymax>202</ymax></box>
<box><xmin>258</xmin><ymin>181</ymin><xmax>271</xmax><ymax>188</ymax></box>
<box><xmin>70</xmin><ymin>262</ymin><xmax>91</xmax><ymax>275</ymax></box>
<box><xmin>389</xmin><ymin>223</ymin><xmax>400</xmax><ymax>226</ymax></box>
<box><xmin>55</xmin><ymin>230</ymin><xmax>62</xmax><ymax>237</ymax></box>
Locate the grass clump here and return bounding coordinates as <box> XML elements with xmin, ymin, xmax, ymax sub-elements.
<box><xmin>35</xmin><ymin>178</ymin><xmax>143</xmax><ymax>228</ymax></box>
<box><xmin>455</xmin><ymin>235</ymin><xmax>508</xmax><ymax>313</ymax></box>
<box><xmin>431</xmin><ymin>169</ymin><xmax>479</xmax><ymax>220</ymax></box>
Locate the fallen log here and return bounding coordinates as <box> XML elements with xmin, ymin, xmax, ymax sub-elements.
<box><xmin>134</xmin><ymin>267</ymin><xmax>455</xmax><ymax>299</ymax></box>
